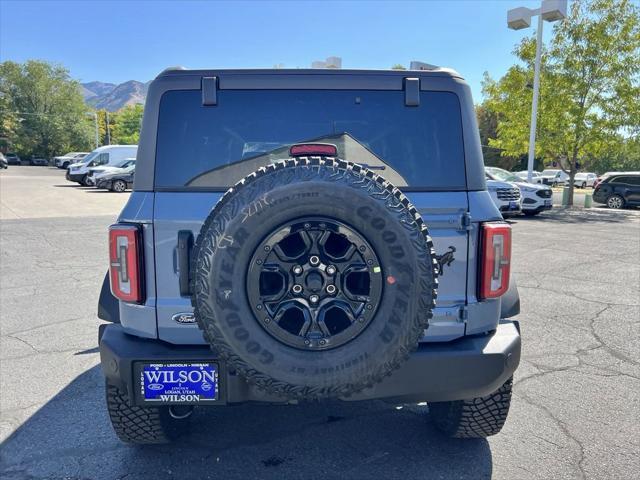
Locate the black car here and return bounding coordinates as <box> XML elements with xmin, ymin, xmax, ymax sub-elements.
<box><xmin>30</xmin><ymin>156</ymin><xmax>49</xmax><ymax>166</ymax></box>
<box><xmin>96</xmin><ymin>168</ymin><xmax>134</xmax><ymax>192</ymax></box>
<box><xmin>593</xmin><ymin>173</ymin><xmax>640</xmax><ymax>209</ymax></box>
<box><xmin>5</xmin><ymin>153</ymin><xmax>21</xmax><ymax>165</ymax></box>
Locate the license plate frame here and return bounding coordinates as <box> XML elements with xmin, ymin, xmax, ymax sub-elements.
<box><xmin>544</xmin><ymin>199</ymin><xmax>552</xmax><ymax>206</ymax></box>
<box><xmin>136</xmin><ymin>361</ymin><xmax>219</xmax><ymax>405</ymax></box>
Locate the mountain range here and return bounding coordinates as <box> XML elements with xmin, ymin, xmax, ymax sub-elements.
<box><xmin>82</xmin><ymin>80</ymin><xmax>150</xmax><ymax>111</ymax></box>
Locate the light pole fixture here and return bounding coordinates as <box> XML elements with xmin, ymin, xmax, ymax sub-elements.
<box><xmin>507</xmin><ymin>0</ymin><xmax>567</xmax><ymax>183</ymax></box>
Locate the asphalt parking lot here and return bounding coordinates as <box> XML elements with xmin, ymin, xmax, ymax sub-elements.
<box><xmin>1</xmin><ymin>166</ymin><xmax>639</xmax><ymax>480</ymax></box>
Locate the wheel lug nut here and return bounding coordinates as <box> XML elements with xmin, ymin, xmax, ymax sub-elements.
<box><xmin>320</xmin><ymin>339</ymin><xmax>327</xmax><ymax>346</ymax></box>
<box><xmin>326</xmin><ymin>265</ymin><xmax>336</xmax><ymax>275</ymax></box>
<box><xmin>326</xmin><ymin>285</ymin><xmax>336</xmax><ymax>294</ymax></box>
<box><xmin>292</xmin><ymin>284</ymin><xmax>303</xmax><ymax>294</ymax></box>
<box><xmin>293</xmin><ymin>265</ymin><xmax>303</xmax><ymax>275</ymax></box>
<box><xmin>310</xmin><ymin>294</ymin><xmax>319</xmax><ymax>304</ymax></box>
<box><xmin>256</xmin><ymin>304</ymin><xmax>263</xmax><ymax>310</ymax></box>
<box><xmin>304</xmin><ymin>339</ymin><xmax>311</xmax><ymax>346</ymax></box>
<box><xmin>309</xmin><ymin>256</ymin><xmax>320</xmax><ymax>266</ymax></box>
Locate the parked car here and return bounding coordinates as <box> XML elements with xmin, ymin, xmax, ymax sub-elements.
<box><xmin>486</xmin><ymin>178</ymin><xmax>523</xmax><ymax>216</ymax></box>
<box><xmin>30</xmin><ymin>156</ymin><xmax>48</xmax><ymax>166</ymax></box>
<box><xmin>98</xmin><ymin>67</ymin><xmax>521</xmax><ymax>444</ymax></box>
<box><xmin>540</xmin><ymin>169</ymin><xmax>569</xmax><ymax>186</ymax></box>
<box><xmin>54</xmin><ymin>152</ymin><xmax>88</xmax><ymax>169</ymax></box>
<box><xmin>87</xmin><ymin>158</ymin><xmax>135</xmax><ymax>186</ymax></box>
<box><xmin>573</xmin><ymin>172</ymin><xmax>597</xmax><ymax>189</ymax></box>
<box><xmin>486</xmin><ymin>167</ymin><xmax>552</xmax><ymax>216</ymax></box>
<box><xmin>66</xmin><ymin>145</ymin><xmax>138</xmax><ymax>186</ymax></box>
<box><xmin>594</xmin><ymin>171</ymin><xmax>640</xmax><ymax>190</ymax></box>
<box><xmin>514</xmin><ymin>170</ymin><xmax>543</xmax><ymax>184</ymax></box>
<box><xmin>96</xmin><ymin>165</ymin><xmax>135</xmax><ymax>192</ymax></box>
<box><xmin>593</xmin><ymin>172</ymin><xmax>640</xmax><ymax>209</ymax></box>
<box><xmin>0</xmin><ymin>153</ymin><xmax>8</xmax><ymax>169</ymax></box>
<box><xmin>5</xmin><ymin>153</ymin><xmax>21</xmax><ymax>165</ymax></box>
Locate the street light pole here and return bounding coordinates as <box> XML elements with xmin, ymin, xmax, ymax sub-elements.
<box><xmin>507</xmin><ymin>0</ymin><xmax>567</xmax><ymax>184</ymax></box>
<box><xmin>93</xmin><ymin>112</ymin><xmax>99</xmax><ymax>149</ymax></box>
<box><xmin>526</xmin><ymin>13</ymin><xmax>544</xmax><ymax>184</ymax></box>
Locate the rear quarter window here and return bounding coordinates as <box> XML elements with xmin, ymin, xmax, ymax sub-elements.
<box><xmin>154</xmin><ymin>89</ymin><xmax>466</xmax><ymax>190</ymax></box>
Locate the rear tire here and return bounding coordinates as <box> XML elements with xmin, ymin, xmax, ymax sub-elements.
<box><xmin>105</xmin><ymin>382</ymin><xmax>190</xmax><ymax>444</ymax></box>
<box><xmin>606</xmin><ymin>194</ymin><xmax>624</xmax><ymax>209</ymax></box>
<box><xmin>81</xmin><ymin>175</ymin><xmax>90</xmax><ymax>186</ymax></box>
<box><xmin>429</xmin><ymin>377</ymin><xmax>513</xmax><ymax>438</ymax></box>
<box><xmin>112</xmin><ymin>179</ymin><xmax>127</xmax><ymax>192</ymax></box>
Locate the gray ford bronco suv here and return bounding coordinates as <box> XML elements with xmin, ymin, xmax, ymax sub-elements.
<box><xmin>98</xmin><ymin>67</ymin><xmax>521</xmax><ymax>444</ymax></box>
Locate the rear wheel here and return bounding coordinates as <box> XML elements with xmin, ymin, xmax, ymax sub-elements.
<box><xmin>105</xmin><ymin>382</ymin><xmax>191</xmax><ymax>444</ymax></box>
<box><xmin>581</xmin><ymin>182</ymin><xmax>586</xmax><ymax>189</ymax></box>
<box><xmin>81</xmin><ymin>174</ymin><xmax>90</xmax><ymax>186</ymax></box>
<box><xmin>606</xmin><ymin>194</ymin><xmax>624</xmax><ymax>209</ymax></box>
<box><xmin>112</xmin><ymin>179</ymin><xmax>127</xmax><ymax>192</ymax></box>
<box><xmin>429</xmin><ymin>377</ymin><xmax>513</xmax><ymax>438</ymax></box>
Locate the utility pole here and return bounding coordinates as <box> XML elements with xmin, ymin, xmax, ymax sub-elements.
<box><xmin>106</xmin><ymin>111</ymin><xmax>111</xmax><ymax>145</ymax></box>
<box><xmin>93</xmin><ymin>112</ymin><xmax>99</xmax><ymax>149</ymax></box>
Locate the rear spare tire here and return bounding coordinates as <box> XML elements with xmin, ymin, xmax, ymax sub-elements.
<box><xmin>191</xmin><ymin>157</ymin><xmax>438</xmax><ymax>399</ymax></box>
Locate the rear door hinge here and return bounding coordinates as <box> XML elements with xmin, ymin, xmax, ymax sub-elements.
<box><xmin>458</xmin><ymin>305</ymin><xmax>468</xmax><ymax>323</ymax></box>
<box><xmin>460</xmin><ymin>211</ymin><xmax>472</xmax><ymax>231</ymax></box>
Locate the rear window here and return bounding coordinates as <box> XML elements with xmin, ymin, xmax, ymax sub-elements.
<box><xmin>154</xmin><ymin>89</ymin><xmax>466</xmax><ymax>190</ymax></box>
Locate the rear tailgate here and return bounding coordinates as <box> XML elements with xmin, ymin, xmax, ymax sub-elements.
<box><xmin>153</xmin><ymin>191</ymin><xmax>469</xmax><ymax>344</ymax></box>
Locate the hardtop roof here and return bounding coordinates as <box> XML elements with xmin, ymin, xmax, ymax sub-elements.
<box><xmin>156</xmin><ymin>67</ymin><xmax>463</xmax><ymax>80</ymax></box>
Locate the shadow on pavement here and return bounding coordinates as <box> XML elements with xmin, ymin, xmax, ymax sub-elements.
<box><xmin>512</xmin><ymin>207</ymin><xmax>639</xmax><ymax>224</ymax></box>
<box><xmin>0</xmin><ymin>366</ymin><xmax>492</xmax><ymax>480</ymax></box>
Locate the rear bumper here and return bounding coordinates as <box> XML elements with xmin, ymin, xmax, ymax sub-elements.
<box><xmin>100</xmin><ymin>320</ymin><xmax>521</xmax><ymax>405</ymax></box>
<box><xmin>67</xmin><ymin>172</ymin><xmax>85</xmax><ymax>182</ymax></box>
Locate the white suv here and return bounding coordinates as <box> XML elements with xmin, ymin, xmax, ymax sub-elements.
<box><xmin>573</xmin><ymin>172</ymin><xmax>597</xmax><ymax>188</ymax></box>
<box><xmin>54</xmin><ymin>152</ymin><xmax>88</xmax><ymax>169</ymax></box>
<box><xmin>540</xmin><ymin>169</ymin><xmax>569</xmax><ymax>186</ymax></box>
<box><xmin>486</xmin><ymin>179</ymin><xmax>522</xmax><ymax>216</ymax></box>
<box><xmin>486</xmin><ymin>167</ymin><xmax>553</xmax><ymax>216</ymax></box>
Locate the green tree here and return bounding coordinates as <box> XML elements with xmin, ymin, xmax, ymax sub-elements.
<box><xmin>391</xmin><ymin>64</ymin><xmax>406</xmax><ymax>70</ymax></box>
<box><xmin>111</xmin><ymin>104</ymin><xmax>143</xmax><ymax>144</ymax></box>
<box><xmin>0</xmin><ymin>60</ymin><xmax>93</xmax><ymax>158</ymax></box>
<box><xmin>483</xmin><ymin>0</ymin><xmax>640</xmax><ymax>204</ymax></box>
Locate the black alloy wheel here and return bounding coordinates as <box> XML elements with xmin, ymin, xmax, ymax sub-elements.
<box><xmin>247</xmin><ymin>217</ymin><xmax>383</xmax><ymax>351</ymax></box>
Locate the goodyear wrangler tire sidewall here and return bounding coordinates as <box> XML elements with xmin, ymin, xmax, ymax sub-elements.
<box><xmin>191</xmin><ymin>158</ymin><xmax>437</xmax><ymax>399</ymax></box>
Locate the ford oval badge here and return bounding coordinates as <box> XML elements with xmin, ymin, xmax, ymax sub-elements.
<box><xmin>173</xmin><ymin>312</ymin><xmax>196</xmax><ymax>325</ymax></box>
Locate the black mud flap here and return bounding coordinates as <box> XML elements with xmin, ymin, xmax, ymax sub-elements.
<box><xmin>98</xmin><ymin>271</ymin><xmax>120</xmax><ymax>323</ymax></box>
<box><xmin>500</xmin><ymin>275</ymin><xmax>520</xmax><ymax>319</ymax></box>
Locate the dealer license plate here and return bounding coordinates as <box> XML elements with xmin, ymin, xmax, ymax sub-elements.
<box><xmin>139</xmin><ymin>362</ymin><xmax>218</xmax><ymax>403</ymax></box>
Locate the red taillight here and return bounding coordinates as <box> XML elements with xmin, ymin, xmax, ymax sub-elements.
<box><xmin>289</xmin><ymin>143</ymin><xmax>337</xmax><ymax>157</ymax></box>
<box><xmin>109</xmin><ymin>224</ymin><xmax>143</xmax><ymax>303</ymax></box>
<box><xmin>479</xmin><ymin>222</ymin><xmax>512</xmax><ymax>300</ymax></box>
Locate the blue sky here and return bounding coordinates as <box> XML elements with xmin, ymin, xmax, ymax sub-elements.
<box><xmin>0</xmin><ymin>0</ymin><xmax>556</xmax><ymax>101</ymax></box>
